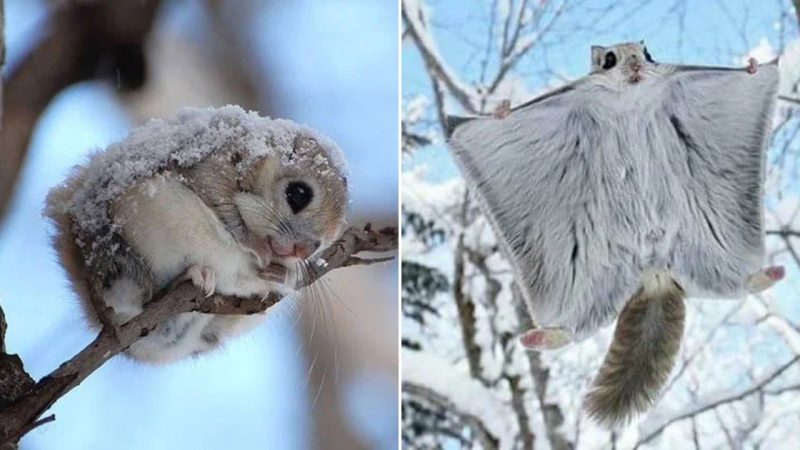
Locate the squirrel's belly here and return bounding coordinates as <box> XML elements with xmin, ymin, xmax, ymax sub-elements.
<box><xmin>113</xmin><ymin>176</ymin><xmax>271</xmax><ymax>297</ymax></box>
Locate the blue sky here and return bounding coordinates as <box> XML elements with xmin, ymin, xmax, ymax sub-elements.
<box><xmin>0</xmin><ymin>1</ymin><xmax>397</xmax><ymax>449</ymax></box>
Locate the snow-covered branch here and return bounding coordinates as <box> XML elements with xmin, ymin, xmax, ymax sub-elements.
<box><xmin>403</xmin><ymin>382</ymin><xmax>500</xmax><ymax>449</ymax></box>
<box><xmin>402</xmin><ymin>0</ymin><xmax>478</xmax><ymax>113</ymax></box>
<box><xmin>403</xmin><ymin>349</ymin><xmax>516</xmax><ymax>448</ymax></box>
<box><xmin>636</xmin><ymin>355</ymin><xmax>800</xmax><ymax>446</ymax></box>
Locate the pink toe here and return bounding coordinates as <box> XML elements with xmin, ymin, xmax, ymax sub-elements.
<box><xmin>765</xmin><ymin>265</ymin><xmax>785</xmax><ymax>281</ymax></box>
<box><xmin>519</xmin><ymin>330</ymin><xmax>544</xmax><ymax>348</ymax></box>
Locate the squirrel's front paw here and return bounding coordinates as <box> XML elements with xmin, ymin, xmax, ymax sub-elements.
<box><xmin>492</xmin><ymin>99</ymin><xmax>511</xmax><ymax>119</ymax></box>
<box><xmin>746</xmin><ymin>57</ymin><xmax>758</xmax><ymax>74</ymax></box>
<box><xmin>187</xmin><ymin>265</ymin><xmax>216</xmax><ymax>297</ymax></box>
<box><xmin>518</xmin><ymin>327</ymin><xmax>572</xmax><ymax>351</ymax></box>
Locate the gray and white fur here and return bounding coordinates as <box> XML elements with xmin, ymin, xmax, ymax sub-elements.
<box><xmin>46</xmin><ymin>106</ymin><xmax>348</xmax><ymax>363</ymax></box>
<box><xmin>446</xmin><ymin>42</ymin><xmax>781</xmax><ymax>426</ymax></box>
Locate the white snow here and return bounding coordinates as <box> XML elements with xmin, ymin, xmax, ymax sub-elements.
<box><xmin>403</xmin><ymin>349</ymin><xmax>517</xmax><ymax>447</ymax></box>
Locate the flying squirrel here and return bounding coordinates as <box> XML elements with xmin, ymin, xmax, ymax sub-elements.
<box><xmin>46</xmin><ymin>106</ymin><xmax>348</xmax><ymax>363</ymax></box>
<box><xmin>446</xmin><ymin>42</ymin><xmax>785</xmax><ymax>427</ymax></box>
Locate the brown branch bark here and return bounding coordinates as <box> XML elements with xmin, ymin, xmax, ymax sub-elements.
<box><xmin>1</xmin><ymin>0</ymin><xmax>4</xmax><ymax>126</ymax></box>
<box><xmin>453</xmin><ymin>194</ymin><xmax>487</xmax><ymax>383</ymax></box>
<box><xmin>0</xmin><ymin>224</ymin><xmax>397</xmax><ymax>445</ymax></box>
<box><xmin>453</xmin><ymin>234</ymin><xmax>485</xmax><ymax>381</ymax></box>
<box><xmin>0</xmin><ymin>0</ymin><xmax>162</xmax><ymax>224</ymax></box>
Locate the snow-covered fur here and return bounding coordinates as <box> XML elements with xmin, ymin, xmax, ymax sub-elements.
<box><xmin>46</xmin><ymin>106</ymin><xmax>348</xmax><ymax>363</ymax></box>
<box><xmin>447</xmin><ymin>42</ymin><xmax>780</xmax><ymax>424</ymax></box>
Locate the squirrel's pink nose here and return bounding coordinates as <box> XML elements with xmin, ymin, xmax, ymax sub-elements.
<box><xmin>293</xmin><ymin>241</ymin><xmax>320</xmax><ymax>260</ymax></box>
<box><xmin>269</xmin><ymin>237</ymin><xmax>319</xmax><ymax>260</ymax></box>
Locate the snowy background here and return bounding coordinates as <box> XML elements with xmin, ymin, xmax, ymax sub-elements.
<box><xmin>0</xmin><ymin>1</ymin><xmax>397</xmax><ymax>449</ymax></box>
<box><xmin>402</xmin><ymin>0</ymin><xmax>800</xmax><ymax>448</ymax></box>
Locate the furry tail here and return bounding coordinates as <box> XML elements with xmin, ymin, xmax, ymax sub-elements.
<box><xmin>584</xmin><ymin>275</ymin><xmax>686</xmax><ymax>428</ymax></box>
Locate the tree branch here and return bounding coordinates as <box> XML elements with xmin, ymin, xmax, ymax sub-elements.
<box><xmin>511</xmin><ymin>284</ymin><xmax>571</xmax><ymax>450</ymax></box>
<box><xmin>636</xmin><ymin>355</ymin><xmax>800</xmax><ymax>447</ymax></box>
<box><xmin>487</xmin><ymin>0</ymin><xmax>567</xmax><ymax>95</ymax></box>
<box><xmin>401</xmin><ymin>0</ymin><xmax>477</xmax><ymax>113</ymax></box>
<box><xmin>1</xmin><ymin>0</ymin><xmax>5</xmax><ymax>126</ymax></box>
<box><xmin>779</xmin><ymin>94</ymin><xmax>800</xmax><ymax>106</ymax></box>
<box><xmin>0</xmin><ymin>0</ymin><xmax>162</xmax><ymax>224</ymax></box>
<box><xmin>0</xmin><ymin>224</ymin><xmax>397</xmax><ymax>445</ymax></box>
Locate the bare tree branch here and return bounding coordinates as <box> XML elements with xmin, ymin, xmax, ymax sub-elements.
<box><xmin>0</xmin><ymin>0</ymin><xmax>162</xmax><ymax>224</ymax></box>
<box><xmin>0</xmin><ymin>224</ymin><xmax>397</xmax><ymax>445</ymax></box>
<box><xmin>402</xmin><ymin>0</ymin><xmax>477</xmax><ymax>113</ymax></box>
<box><xmin>487</xmin><ymin>0</ymin><xmax>567</xmax><ymax>95</ymax></box>
<box><xmin>636</xmin><ymin>355</ymin><xmax>800</xmax><ymax>447</ymax></box>
<box><xmin>779</xmin><ymin>94</ymin><xmax>800</xmax><ymax>106</ymax></box>
<box><xmin>453</xmin><ymin>194</ymin><xmax>488</xmax><ymax>384</ymax></box>
<box><xmin>1</xmin><ymin>0</ymin><xmax>4</xmax><ymax>127</ymax></box>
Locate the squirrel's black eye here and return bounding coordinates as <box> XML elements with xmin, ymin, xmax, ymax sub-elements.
<box><xmin>285</xmin><ymin>181</ymin><xmax>313</xmax><ymax>214</ymax></box>
<box><xmin>602</xmin><ymin>51</ymin><xmax>617</xmax><ymax>70</ymax></box>
<box><xmin>643</xmin><ymin>47</ymin><xmax>654</xmax><ymax>63</ymax></box>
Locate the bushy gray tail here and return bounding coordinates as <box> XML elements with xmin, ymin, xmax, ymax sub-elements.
<box><xmin>584</xmin><ymin>281</ymin><xmax>686</xmax><ymax>428</ymax></box>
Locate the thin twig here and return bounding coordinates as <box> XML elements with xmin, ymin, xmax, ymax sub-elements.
<box><xmin>636</xmin><ymin>355</ymin><xmax>800</xmax><ymax>447</ymax></box>
<box><xmin>779</xmin><ymin>95</ymin><xmax>800</xmax><ymax>106</ymax></box>
<box><xmin>401</xmin><ymin>0</ymin><xmax>477</xmax><ymax>113</ymax></box>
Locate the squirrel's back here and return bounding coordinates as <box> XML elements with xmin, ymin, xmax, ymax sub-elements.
<box><xmin>46</xmin><ymin>176</ymin><xmax>96</xmax><ymax>325</ymax></box>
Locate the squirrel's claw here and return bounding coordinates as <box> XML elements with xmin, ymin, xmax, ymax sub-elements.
<box><xmin>187</xmin><ymin>265</ymin><xmax>216</xmax><ymax>298</ymax></box>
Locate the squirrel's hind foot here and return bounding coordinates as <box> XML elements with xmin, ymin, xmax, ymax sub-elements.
<box><xmin>747</xmin><ymin>265</ymin><xmax>785</xmax><ymax>294</ymax></box>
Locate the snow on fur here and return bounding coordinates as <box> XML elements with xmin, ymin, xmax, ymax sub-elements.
<box><xmin>45</xmin><ymin>105</ymin><xmax>347</xmax><ymax>263</ymax></box>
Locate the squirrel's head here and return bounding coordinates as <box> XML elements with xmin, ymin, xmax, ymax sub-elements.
<box><xmin>591</xmin><ymin>41</ymin><xmax>659</xmax><ymax>85</ymax></box>
<box><xmin>234</xmin><ymin>135</ymin><xmax>348</xmax><ymax>266</ymax></box>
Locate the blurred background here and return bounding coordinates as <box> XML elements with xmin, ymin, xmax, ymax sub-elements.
<box><xmin>0</xmin><ymin>1</ymin><xmax>397</xmax><ymax>449</ymax></box>
<box><xmin>402</xmin><ymin>0</ymin><xmax>800</xmax><ymax>449</ymax></box>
